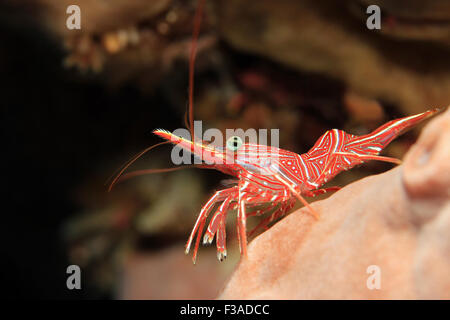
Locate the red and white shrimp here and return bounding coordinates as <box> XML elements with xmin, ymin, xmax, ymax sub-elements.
<box><xmin>149</xmin><ymin>108</ymin><xmax>439</xmax><ymax>263</ymax></box>
<box><xmin>108</xmin><ymin>0</ymin><xmax>441</xmax><ymax>264</ymax></box>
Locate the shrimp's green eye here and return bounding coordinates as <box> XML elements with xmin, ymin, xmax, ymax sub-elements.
<box><xmin>226</xmin><ymin>136</ymin><xmax>243</xmax><ymax>151</ymax></box>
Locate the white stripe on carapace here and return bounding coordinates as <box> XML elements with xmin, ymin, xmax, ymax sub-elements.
<box><xmin>310</xmin><ymin>161</ymin><xmax>320</xmax><ymax>177</ymax></box>
<box><xmin>297</xmin><ymin>154</ymin><xmax>310</xmax><ymax>180</ymax></box>
<box><xmin>332</xmin><ymin>129</ymin><xmax>342</xmax><ymax>153</ymax></box>
<box><xmin>307</xmin><ymin>153</ymin><xmax>328</xmax><ymax>162</ymax></box>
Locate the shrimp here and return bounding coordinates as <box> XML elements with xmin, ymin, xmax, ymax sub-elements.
<box><xmin>108</xmin><ymin>0</ymin><xmax>441</xmax><ymax>263</ymax></box>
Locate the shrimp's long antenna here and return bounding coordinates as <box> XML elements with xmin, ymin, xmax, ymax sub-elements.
<box><xmin>188</xmin><ymin>0</ymin><xmax>206</xmax><ymax>141</ymax></box>
<box><xmin>106</xmin><ymin>0</ymin><xmax>207</xmax><ymax>192</ymax></box>
<box><xmin>107</xmin><ymin>141</ymin><xmax>170</xmax><ymax>191</ymax></box>
<box><xmin>184</xmin><ymin>109</ymin><xmax>190</xmax><ymax>131</ymax></box>
<box><xmin>117</xmin><ymin>164</ymin><xmax>214</xmax><ymax>184</ymax></box>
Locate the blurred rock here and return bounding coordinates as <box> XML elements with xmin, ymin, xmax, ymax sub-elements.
<box><xmin>344</xmin><ymin>91</ymin><xmax>385</xmax><ymax>124</ymax></box>
<box><xmin>64</xmin><ymin>168</ymin><xmax>210</xmax><ymax>293</ymax></box>
<box><xmin>216</xmin><ymin>0</ymin><xmax>450</xmax><ymax>115</ymax></box>
<box><xmin>10</xmin><ymin>0</ymin><xmax>450</xmax><ymax>112</ymax></box>
<box><xmin>21</xmin><ymin>0</ymin><xmax>218</xmax><ymax>79</ymax></box>
<box><xmin>135</xmin><ymin>170</ymin><xmax>205</xmax><ymax>235</ymax></box>
<box><xmin>355</xmin><ymin>0</ymin><xmax>450</xmax><ymax>46</ymax></box>
<box><xmin>39</xmin><ymin>0</ymin><xmax>171</xmax><ymax>35</ymax></box>
<box><xmin>119</xmin><ymin>245</ymin><xmax>236</xmax><ymax>299</ymax></box>
<box><xmin>219</xmin><ymin>107</ymin><xmax>450</xmax><ymax>299</ymax></box>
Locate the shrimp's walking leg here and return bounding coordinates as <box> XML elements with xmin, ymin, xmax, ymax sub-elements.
<box><xmin>303</xmin><ymin>186</ymin><xmax>341</xmax><ymax>197</ymax></box>
<box><xmin>237</xmin><ymin>188</ymin><xmax>248</xmax><ymax>257</ymax></box>
<box><xmin>186</xmin><ymin>187</ymin><xmax>237</xmax><ymax>264</ymax></box>
<box><xmin>248</xmin><ymin>199</ymin><xmax>296</xmax><ymax>237</ymax></box>
<box><xmin>215</xmin><ymin>204</ymin><xmax>229</xmax><ymax>261</ymax></box>
<box><xmin>203</xmin><ymin>198</ymin><xmax>232</xmax><ymax>245</ymax></box>
<box><xmin>248</xmin><ymin>202</ymin><xmax>287</xmax><ymax>237</ymax></box>
<box><xmin>246</xmin><ymin>202</ymin><xmax>278</xmax><ymax>218</ymax></box>
<box><xmin>260</xmin><ymin>166</ymin><xmax>320</xmax><ymax>219</ymax></box>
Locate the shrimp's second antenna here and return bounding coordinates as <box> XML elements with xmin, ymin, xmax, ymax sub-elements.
<box><xmin>107</xmin><ymin>0</ymin><xmax>207</xmax><ymax>191</ymax></box>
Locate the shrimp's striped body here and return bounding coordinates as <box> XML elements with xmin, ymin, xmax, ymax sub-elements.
<box><xmin>153</xmin><ymin>108</ymin><xmax>439</xmax><ymax>263</ymax></box>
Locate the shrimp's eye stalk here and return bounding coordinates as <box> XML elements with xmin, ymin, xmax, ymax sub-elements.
<box><xmin>226</xmin><ymin>136</ymin><xmax>243</xmax><ymax>152</ymax></box>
